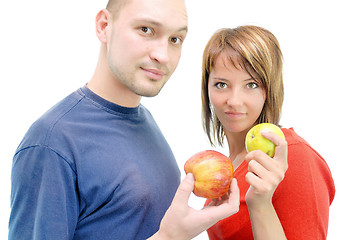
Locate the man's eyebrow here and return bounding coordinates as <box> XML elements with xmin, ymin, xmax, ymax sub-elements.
<box><xmin>177</xmin><ymin>26</ymin><xmax>188</xmax><ymax>33</ymax></box>
<box><xmin>133</xmin><ymin>18</ymin><xmax>188</xmax><ymax>32</ymax></box>
<box><xmin>134</xmin><ymin>18</ymin><xmax>161</xmax><ymax>26</ymax></box>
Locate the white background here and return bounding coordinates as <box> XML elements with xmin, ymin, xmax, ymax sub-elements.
<box><xmin>1</xmin><ymin>0</ymin><xmax>358</xmax><ymax>239</ymax></box>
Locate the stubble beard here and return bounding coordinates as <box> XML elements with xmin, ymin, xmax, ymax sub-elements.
<box><xmin>111</xmin><ymin>63</ymin><xmax>171</xmax><ymax>97</ymax></box>
<box><xmin>129</xmin><ymin>77</ymin><xmax>167</xmax><ymax>97</ymax></box>
<box><xmin>112</xmin><ymin>68</ymin><xmax>169</xmax><ymax>98</ymax></box>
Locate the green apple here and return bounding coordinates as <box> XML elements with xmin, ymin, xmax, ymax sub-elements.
<box><xmin>245</xmin><ymin>123</ymin><xmax>285</xmax><ymax>157</ymax></box>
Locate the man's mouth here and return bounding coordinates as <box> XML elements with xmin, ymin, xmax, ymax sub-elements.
<box><xmin>141</xmin><ymin>67</ymin><xmax>166</xmax><ymax>81</ymax></box>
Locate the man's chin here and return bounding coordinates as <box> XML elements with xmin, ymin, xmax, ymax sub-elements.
<box><xmin>134</xmin><ymin>86</ymin><xmax>163</xmax><ymax>98</ymax></box>
<box><xmin>141</xmin><ymin>92</ymin><xmax>160</xmax><ymax>98</ymax></box>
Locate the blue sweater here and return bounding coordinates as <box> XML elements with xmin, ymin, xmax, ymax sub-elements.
<box><xmin>9</xmin><ymin>86</ymin><xmax>180</xmax><ymax>239</ymax></box>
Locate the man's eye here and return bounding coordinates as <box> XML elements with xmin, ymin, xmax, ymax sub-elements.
<box><xmin>170</xmin><ymin>37</ymin><xmax>181</xmax><ymax>44</ymax></box>
<box><xmin>215</xmin><ymin>82</ymin><xmax>227</xmax><ymax>89</ymax></box>
<box><xmin>140</xmin><ymin>27</ymin><xmax>153</xmax><ymax>34</ymax></box>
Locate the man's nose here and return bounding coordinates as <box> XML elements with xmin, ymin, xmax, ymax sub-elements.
<box><xmin>149</xmin><ymin>39</ymin><xmax>170</xmax><ymax>64</ymax></box>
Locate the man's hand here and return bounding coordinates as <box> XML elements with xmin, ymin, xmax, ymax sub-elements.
<box><xmin>150</xmin><ymin>173</ymin><xmax>239</xmax><ymax>240</ymax></box>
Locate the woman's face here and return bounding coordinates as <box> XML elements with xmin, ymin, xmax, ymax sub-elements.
<box><xmin>208</xmin><ymin>53</ymin><xmax>266</xmax><ymax>135</ymax></box>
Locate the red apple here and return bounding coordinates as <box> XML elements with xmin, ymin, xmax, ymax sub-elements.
<box><xmin>184</xmin><ymin>150</ymin><xmax>233</xmax><ymax>199</ymax></box>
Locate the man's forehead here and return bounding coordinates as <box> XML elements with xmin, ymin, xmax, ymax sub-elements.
<box><xmin>119</xmin><ymin>0</ymin><xmax>188</xmax><ymax>33</ymax></box>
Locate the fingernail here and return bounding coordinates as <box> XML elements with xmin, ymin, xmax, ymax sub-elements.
<box><xmin>186</xmin><ymin>173</ymin><xmax>195</xmax><ymax>182</ymax></box>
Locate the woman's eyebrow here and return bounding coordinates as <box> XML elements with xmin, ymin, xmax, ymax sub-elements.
<box><xmin>210</xmin><ymin>77</ymin><xmax>228</xmax><ymax>81</ymax></box>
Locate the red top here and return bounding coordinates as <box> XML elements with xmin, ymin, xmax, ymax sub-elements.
<box><xmin>205</xmin><ymin>128</ymin><xmax>335</xmax><ymax>240</ymax></box>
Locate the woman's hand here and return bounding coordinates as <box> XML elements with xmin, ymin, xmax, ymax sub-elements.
<box><xmin>151</xmin><ymin>173</ymin><xmax>240</xmax><ymax>240</ymax></box>
<box><xmin>244</xmin><ymin>130</ymin><xmax>288</xmax><ymax>208</ymax></box>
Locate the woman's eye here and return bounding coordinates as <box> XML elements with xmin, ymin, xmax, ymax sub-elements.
<box><xmin>215</xmin><ymin>82</ymin><xmax>227</xmax><ymax>89</ymax></box>
<box><xmin>247</xmin><ymin>82</ymin><xmax>259</xmax><ymax>89</ymax></box>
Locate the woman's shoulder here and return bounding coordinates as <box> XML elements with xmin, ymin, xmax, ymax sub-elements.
<box><xmin>279</xmin><ymin>127</ymin><xmax>335</xmax><ymax>203</ymax></box>
<box><xmin>281</xmin><ymin>127</ymin><xmax>310</xmax><ymax>146</ymax></box>
<box><xmin>281</xmin><ymin>127</ymin><xmax>326</xmax><ymax>163</ymax></box>
<box><xmin>281</xmin><ymin>127</ymin><xmax>324</xmax><ymax>157</ymax></box>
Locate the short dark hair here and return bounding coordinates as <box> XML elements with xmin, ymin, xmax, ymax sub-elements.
<box><xmin>106</xmin><ymin>0</ymin><xmax>130</xmax><ymax>19</ymax></box>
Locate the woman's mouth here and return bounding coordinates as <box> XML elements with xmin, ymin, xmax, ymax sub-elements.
<box><xmin>225</xmin><ymin>111</ymin><xmax>245</xmax><ymax>118</ymax></box>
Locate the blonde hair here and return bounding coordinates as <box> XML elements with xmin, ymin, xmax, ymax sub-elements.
<box><xmin>201</xmin><ymin>25</ymin><xmax>284</xmax><ymax>146</ymax></box>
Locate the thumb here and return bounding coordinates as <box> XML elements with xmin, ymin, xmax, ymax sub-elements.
<box><xmin>172</xmin><ymin>173</ymin><xmax>195</xmax><ymax>206</ymax></box>
<box><xmin>261</xmin><ymin>130</ymin><xmax>288</xmax><ymax>161</ymax></box>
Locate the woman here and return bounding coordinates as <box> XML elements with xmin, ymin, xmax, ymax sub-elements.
<box><xmin>202</xmin><ymin>25</ymin><xmax>335</xmax><ymax>239</ymax></box>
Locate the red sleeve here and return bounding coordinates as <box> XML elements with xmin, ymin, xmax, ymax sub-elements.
<box><xmin>274</xmin><ymin>129</ymin><xmax>335</xmax><ymax>239</ymax></box>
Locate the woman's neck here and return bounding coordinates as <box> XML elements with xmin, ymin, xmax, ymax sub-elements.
<box><xmin>225</xmin><ymin>131</ymin><xmax>248</xmax><ymax>170</ymax></box>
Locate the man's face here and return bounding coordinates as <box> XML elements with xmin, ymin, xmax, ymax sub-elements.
<box><xmin>106</xmin><ymin>0</ymin><xmax>188</xmax><ymax>97</ymax></box>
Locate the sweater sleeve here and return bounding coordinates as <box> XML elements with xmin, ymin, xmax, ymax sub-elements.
<box><xmin>9</xmin><ymin>146</ymin><xmax>79</xmax><ymax>240</ymax></box>
<box><xmin>272</xmin><ymin>134</ymin><xmax>335</xmax><ymax>239</ymax></box>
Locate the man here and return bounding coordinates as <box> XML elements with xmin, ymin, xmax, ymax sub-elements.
<box><xmin>9</xmin><ymin>0</ymin><xmax>239</xmax><ymax>239</ymax></box>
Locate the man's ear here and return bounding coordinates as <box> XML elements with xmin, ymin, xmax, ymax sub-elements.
<box><xmin>95</xmin><ymin>9</ymin><xmax>111</xmax><ymax>44</ymax></box>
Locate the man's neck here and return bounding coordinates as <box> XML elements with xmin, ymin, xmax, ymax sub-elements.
<box><xmin>87</xmin><ymin>48</ymin><xmax>142</xmax><ymax>108</ymax></box>
<box><xmin>87</xmin><ymin>80</ymin><xmax>142</xmax><ymax>108</ymax></box>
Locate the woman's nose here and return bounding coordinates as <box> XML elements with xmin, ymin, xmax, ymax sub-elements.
<box><xmin>226</xmin><ymin>88</ymin><xmax>243</xmax><ymax>107</ymax></box>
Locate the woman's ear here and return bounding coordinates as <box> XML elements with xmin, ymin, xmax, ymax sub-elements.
<box><xmin>95</xmin><ymin>9</ymin><xmax>111</xmax><ymax>44</ymax></box>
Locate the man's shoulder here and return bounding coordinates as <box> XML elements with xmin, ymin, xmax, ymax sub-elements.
<box><xmin>16</xmin><ymin>90</ymin><xmax>85</xmax><ymax>150</ymax></box>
